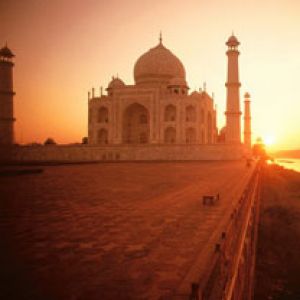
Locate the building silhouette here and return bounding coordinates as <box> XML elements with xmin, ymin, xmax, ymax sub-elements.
<box><xmin>1</xmin><ymin>34</ymin><xmax>252</xmax><ymax>161</ymax></box>
<box><xmin>88</xmin><ymin>34</ymin><xmax>251</xmax><ymax>150</ymax></box>
<box><xmin>0</xmin><ymin>44</ymin><xmax>15</xmax><ymax>145</ymax></box>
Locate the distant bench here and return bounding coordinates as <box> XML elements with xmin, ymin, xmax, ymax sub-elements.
<box><xmin>202</xmin><ymin>193</ymin><xmax>220</xmax><ymax>206</ymax></box>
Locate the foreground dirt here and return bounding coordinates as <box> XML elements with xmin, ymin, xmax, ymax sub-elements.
<box><xmin>255</xmin><ymin>164</ymin><xmax>300</xmax><ymax>300</ymax></box>
<box><xmin>0</xmin><ymin>161</ymin><xmax>253</xmax><ymax>300</ymax></box>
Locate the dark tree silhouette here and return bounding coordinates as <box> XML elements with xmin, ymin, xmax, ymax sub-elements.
<box><xmin>44</xmin><ymin>138</ymin><xmax>56</xmax><ymax>145</ymax></box>
<box><xmin>82</xmin><ymin>137</ymin><xmax>88</xmax><ymax>144</ymax></box>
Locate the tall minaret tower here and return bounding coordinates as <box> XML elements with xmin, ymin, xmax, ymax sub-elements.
<box><xmin>0</xmin><ymin>44</ymin><xmax>15</xmax><ymax>145</ymax></box>
<box><xmin>244</xmin><ymin>92</ymin><xmax>251</xmax><ymax>150</ymax></box>
<box><xmin>225</xmin><ymin>34</ymin><xmax>241</xmax><ymax>144</ymax></box>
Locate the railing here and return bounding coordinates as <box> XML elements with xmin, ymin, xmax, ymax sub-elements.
<box><xmin>188</xmin><ymin>162</ymin><xmax>262</xmax><ymax>300</ymax></box>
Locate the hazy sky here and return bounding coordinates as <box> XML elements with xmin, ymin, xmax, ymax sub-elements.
<box><xmin>1</xmin><ymin>0</ymin><xmax>300</xmax><ymax>150</ymax></box>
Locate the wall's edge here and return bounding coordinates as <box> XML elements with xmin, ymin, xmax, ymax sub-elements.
<box><xmin>3</xmin><ymin>144</ymin><xmax>251</xmax><ymax>163</ymax></box>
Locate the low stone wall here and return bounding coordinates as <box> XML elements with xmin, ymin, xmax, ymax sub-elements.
<box><xmin>0</xmin><ymin>146</ymin><xmax>14</xmax><ymax>162</ymax></box>
<box><xmin>10</xmin><ymin>144</ymin><xmax>248</xmax><ymax>162</ymax></box>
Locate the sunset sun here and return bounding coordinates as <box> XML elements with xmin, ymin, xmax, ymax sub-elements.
<box><xmin>263</xmin><ymin>134</ymin><xmax>276</xmax><ymax>147</ymax></box>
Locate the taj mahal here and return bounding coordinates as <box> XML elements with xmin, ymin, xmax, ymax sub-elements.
<box><xmin>88</xmin><ymin>34</ymin><xmax>218</xmax><ymax>146</ymax></box>
<box><xmin>0</xmin><ymin>34</ymin><xmax>252</xmax><ymax>161</ymax></box>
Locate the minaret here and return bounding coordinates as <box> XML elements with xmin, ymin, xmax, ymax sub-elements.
<box><xmin>244</xmin><ymin>92</ymin><xmax>251</xmax><ymax>150</ymax></box>
<box><xmin>0</xmin><ymin>44</ymin><xmax>15</xmax><ymax>145</ymax></box>
<box><xmin>225</xmin><ymin>34</ymin><xmax>241</xmax><ymax>144</ymax></box>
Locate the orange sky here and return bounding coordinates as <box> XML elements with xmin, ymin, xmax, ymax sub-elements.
<box><xmin>1</xmin><ymin>0</ymin><xmax>299</xmax><ymax>150</ymax></box>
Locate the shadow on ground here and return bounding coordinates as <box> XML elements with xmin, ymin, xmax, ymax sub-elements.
<box><xmin>255</xmin><ymin>165</ymin><xmax>300</xmax><ymax>300</ymax></box>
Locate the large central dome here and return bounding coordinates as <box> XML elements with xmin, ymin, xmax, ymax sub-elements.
<box><xmin>134</xmin><ymin>40</ymin><xmax>186</xmax><ymax>86</ymax></box>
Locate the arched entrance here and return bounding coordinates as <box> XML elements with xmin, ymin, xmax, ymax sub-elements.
<box><xmin>186</xmin><ymin>105</ymin><xmax>196</xmax><ymax>122</ymax></box>
<box><xmin>97</xmin><ymin>128</ymin><xmax>108</xmax><ymax>145</ymax></box>
<box><xmin>122</xmin><ymin>103</ymin><xmax>150</xmax><ymax>144</ymax></box>
<box><xmin>186</xmin><ymin>127</ymin><xmax>196</xmax><ymax>144</ymax></box>
<box><xmin>201</xmin><ymin>129</ymin><xmax>205</xmax><ymax>144</ymax></box>
<box><xmin>164</xmin><ymin>104</ymin><xmax>176</xmax><ymax>122</ymax></box>
<box><xmin>164</xmin><ymin>127</ymin><xmax>176</xmax><ymax>144</ymax></box>
<box><xmin>97</xmin><ymin>107</ymin><xmax>109</xmax><ymax>123</ymax></box>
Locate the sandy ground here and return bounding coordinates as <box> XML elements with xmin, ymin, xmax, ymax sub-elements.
<box><xmin>0</xmin><ymin>161</ymin><xmax>253</xmax><ymax>300</ymax></box>
<box><xmin>254</xmin><ymin>164</ymin><xmax>300</xmax><ymax>300</ymax></box>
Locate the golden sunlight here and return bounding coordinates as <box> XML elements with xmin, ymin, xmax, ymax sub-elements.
<box><xmin>263</xmin><ymin>134</ymin><xmax>276</xmax><ymax>147</ymax></box>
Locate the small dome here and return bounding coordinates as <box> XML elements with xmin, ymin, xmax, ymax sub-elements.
<box><xmin>190</xmin><ymin>91</ymin><xmax>200</xmax><ymax>97</ymax></box>
<box><xmin>226</xmin><ymin>35</ymin><xmax>240</xmax><ymax>47</ymax></box>
<box><xmin>134</xmin><ymin>41</ymin><xmax>186</xmax><ymax>86</ymax></box>
<box><xmin>0</xmin><ymin>45</ymin><xmax>15</xmax><ymax>58</ymax></box>
<box><xmin>244</xmin><ymin>92</ymin><xmax>251</xmax><ymax>98</ymax></box>
<box><xmin>168</xmin><ymin>77</ymin><xmax>187</xmax><ymax>87</ymax></box>
<box><xmin>107</xmin><ymin>77</ymin><xmax>125</xmax><ymax>89</ymax></box>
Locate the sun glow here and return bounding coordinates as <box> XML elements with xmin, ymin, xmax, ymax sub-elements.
<box><xmin>263</xmin><ymin>135</ymin><xmax>276</xmax><ymax>147</ymax></box>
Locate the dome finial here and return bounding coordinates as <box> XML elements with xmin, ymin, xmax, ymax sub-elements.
<box><xmin>0</xmin><ymin>43</ymin><xmax>15</xmax><ymax>58</ymax></box>
<box><xmin>226</xmin><ymin>33</ymin><xmax>240</xmax><ymax>47</ymax></box>
<box><xmin>159</xmin><ymin>31</ymin><xmax>162</xmax><ymax>44</ymax></box>
<box><xmin>244</xmin><ymin>92</ymin><xmax>251</xmax><ymax>98</ymax></box>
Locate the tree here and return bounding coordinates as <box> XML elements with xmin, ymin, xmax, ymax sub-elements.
<box><xmin>82</xmin><ymin>137</ymin><xmax>88</xmax><ymax>144</ymax></box>
<box><xmin>44</xmin><ymin>138</ymin><xmax>56</xmax><ymax>145</ymax></box>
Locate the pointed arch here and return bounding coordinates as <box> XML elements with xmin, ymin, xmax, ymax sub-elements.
<box><xmin>97</xmin><ymin>128</ymin><xmax>108</xmax><ymax>145</ymax></box>
<box><xmin>122</xmin><ymin>103</ymin><xmax>150</xmax><ymax>144</ymax></box>
<box><xmin>201</xmin><ymin>129</ymin><xmax>205</xmax><ymax>144</ymax></box>
<box><xmin>164</xmin><ymin>127</ymin><xmax>176</xmax><ymax>144</ymax></box>
<box><xmin>164</xmin><ymin>104</ymin><xmax>176</xmax><ymax>122</ymax></box>
<box><xmin>97</xmin><ymin>106</ymin><xmax>109</xmax><ymax>123</ymax></box>
<box><xmin>186</xmin><ymin>105</ymin><xmax>196</xmax><ymax>122</ymax></box>
<box><xmin>186</xmin><ymin>127</ymin><xmax>196</xmax><ymax>144</ymax></box>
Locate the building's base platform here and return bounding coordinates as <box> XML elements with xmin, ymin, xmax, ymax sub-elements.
<box><xmin>1</xmin><ymin>144</ymin><xmax>250</xmax><ymax>163</ymax></box>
